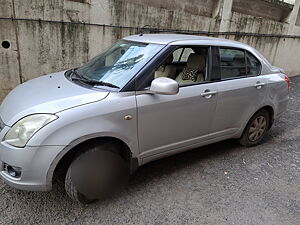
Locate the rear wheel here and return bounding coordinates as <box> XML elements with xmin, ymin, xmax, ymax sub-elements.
<box><xmin>239</xmin><ymin>109</ymin><xmax>270</xmax><ymax>147</ymax></box>
<box><xmin>65</xmin><ymin>141</ymin><xmax>129</xmax><ymax>204</ymax></box>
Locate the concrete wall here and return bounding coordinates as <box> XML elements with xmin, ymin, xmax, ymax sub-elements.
<box><xmin>232</xmin><ymin>0</ymin><xmax>293</xmax><ymax>22</ymax></box>
<box><xmin>1</xmin><ymin>0</ymin><xmax>300</xmax><ymax>101</ymax></box>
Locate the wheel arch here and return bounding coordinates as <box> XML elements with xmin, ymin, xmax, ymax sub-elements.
<box><xmin>48</xmin><ymin>135</ymin><xmax>137</xmax><ymax>187</ymax></box>
<box><xmin>260</xmin><ymin>105</ymin><xmax>274</xmax><ymax>129</ymax></box>
<box><xmin>239</xmin><ymin>105</ymin><xmax>275</xmax><ymax>139</ymax></box>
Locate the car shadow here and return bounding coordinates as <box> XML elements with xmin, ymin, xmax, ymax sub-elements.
<box><xmin>128</xmin><ymin>139</ymin><xmax>241</xmax><ymax>187</ymax></box>
<box><xmin>126</xmin><ymin>124</ymin><xmax>287</xmax><ymax>190</ymax></box>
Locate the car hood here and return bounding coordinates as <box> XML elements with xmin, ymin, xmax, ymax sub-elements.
<box><xmin>0</xmin><ymin>71</ymin><xmax>109</xmax><ymax>126</ymax></box>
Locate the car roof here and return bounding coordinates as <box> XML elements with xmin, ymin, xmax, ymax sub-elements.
<box><xmin>123</xmin><ymin>33</ymin><xmax>274</xmax><ymax>75</ymax></box>
<box><xmin>123</xmin><ymin>34</ymin><xmax>248</xmax><ymax>48</ymax></box>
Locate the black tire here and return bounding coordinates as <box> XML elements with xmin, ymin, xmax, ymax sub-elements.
<box><xmin>65</xmin><ymin>141</ymin><xmax>129</xmax><ymax>204</ymax></box>
<box><xmin>239</xmin><ymin>109</ymin><xmax>270</xmax><ymax>147</ymax></box>
<box><xmin>65</xmin><ymin>167</ymin><xmax>95</xmax><ymax>204</ymax></box>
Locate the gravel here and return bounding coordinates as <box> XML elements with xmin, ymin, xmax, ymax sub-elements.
<box><xmin>1</xmin><ymin>76</ymin><xmax>299</xmax><ymax>225</ymax></box>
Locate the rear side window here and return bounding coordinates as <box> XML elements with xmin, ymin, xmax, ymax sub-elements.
<box><xmin>220</xmin><ymin>48</ymin><xmax>246</xmax><ymax>79</ymax></box>
<box><xmin>246</xmin><ymin>52</ymin><xmax>261</xmax><ymax>76</ymax></box>
<box><xmin>219</xmin><ymin>48</ymin><xmax>261</xmax><ymax>80</ymax></box>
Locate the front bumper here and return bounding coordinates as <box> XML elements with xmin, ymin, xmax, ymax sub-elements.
<box><xmin>0</xmin><ymin>129</ymin><xmax>66</xmax><ymax>191</ymax></box>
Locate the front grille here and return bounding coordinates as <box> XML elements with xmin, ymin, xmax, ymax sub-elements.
<box><xmin>0</xmin><ymin>117</ymin><xmax>5</xmax><ymax>132</ymax></box>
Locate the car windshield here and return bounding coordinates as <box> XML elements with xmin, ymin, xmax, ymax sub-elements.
<box><xmin>77</xmin><ymin>40</ymin><xmax>164</xmax><ymax>89</ymax></box>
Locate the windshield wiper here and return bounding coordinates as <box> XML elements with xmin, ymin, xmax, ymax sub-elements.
<box><xmin>70</xmin><ymin>68</ymin><xmax>120</xmax><ymax>89</ymax></box>
<box><xmin>69</xmin><ymin>68</ymin><xmax>84</xmax><ymax>79</ymax></box>
<box><xmin>71</xmin><ymin>76</ymin><xmax>120</xmax><ymax>89</ymax></box>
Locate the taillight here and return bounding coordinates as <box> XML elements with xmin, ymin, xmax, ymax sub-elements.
<box><xmin>284</xmin><ymin>75</ymin><xmax>290</xmax><ymax>90</ymax></box>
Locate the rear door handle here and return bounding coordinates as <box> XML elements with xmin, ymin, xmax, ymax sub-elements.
<box><xmin>201</xmin><ymin>90</ymin><xmax>217</xmax><ymax>98</ymax></box>
<box><xmin>254</xmin><ymin>82</ymin><xmax>265</xmax><ymax>89</ymax></box>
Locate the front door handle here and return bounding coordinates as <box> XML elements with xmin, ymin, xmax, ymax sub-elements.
<box><xmin>201</xmin><ymin>90</ymin><xmax>217</xmax><ymax>98</ymax></box>
<box><xmin>254</xmin><ymin>82</ymin><xmax>265</xmax><ymax>89</ymax></box>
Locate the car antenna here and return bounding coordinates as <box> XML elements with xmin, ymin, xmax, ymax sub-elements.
<box><xmin>139</xmin><ymin>25</ymin><xmax>151</xmax><ymax>36</ymax></box>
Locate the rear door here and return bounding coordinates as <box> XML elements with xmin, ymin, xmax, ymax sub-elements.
<box><xmin>210</xmin><ymin>47</ymin><xmax>268</xmax><ymax>138</ymax></box>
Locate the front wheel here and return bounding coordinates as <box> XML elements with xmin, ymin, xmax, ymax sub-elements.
<box><xmin>65</xmin><ymin>167</ymin><xmax>95</xmax><ymax>204</ymax></box>
<box><xmin>65</xmin><ymin>141</ymin><xmax>129</xmax><ymax>204</ymax></box>
<box><xmin>239</xmin><ymin>109</ymin><xmax>270</xmax><ymax>147</ymax></box>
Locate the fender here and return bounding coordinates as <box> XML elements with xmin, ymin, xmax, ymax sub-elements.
<box><xmin>46</xmin><ymin>132</ymin><xmax>139</xmax><ymax>188</ymax></box>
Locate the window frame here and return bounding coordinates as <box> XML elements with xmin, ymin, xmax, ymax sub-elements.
<box><xmin>216</xmin><ymin>46</ymin><xmax>262</xmax><ymax>81</ymax></box>
<box><xmin>133</xmin><ymin>45</ymin><xmax>213</xmax><ymax>91</ymax></box>
<box><xmin>128</xmin><ymin>45</ymin><xmax>264</xmax><ymax>92</ymax></box>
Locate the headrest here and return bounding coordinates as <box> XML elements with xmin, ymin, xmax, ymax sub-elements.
<box><xmin>232</xmin><ymin>55</ymin><xmax>245</xmax><ymax>66</ymax></box>
<box><xmin>187</xmin><ymin>54</ymin><xmax>205</xmax><ymax>70</ymax></box>
<box><xmin>233</xmin><ymin>55</ymin><xmax>244</xmax><ymax>62</ymax></box>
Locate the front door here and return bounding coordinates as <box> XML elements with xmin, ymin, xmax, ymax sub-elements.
<box><xmin>136</xmin><ymin>82</ymin><xmax>218</xmax><ymax>161</ymax></box>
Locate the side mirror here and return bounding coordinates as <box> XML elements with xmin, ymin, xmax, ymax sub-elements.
<box><xmin>150</xmin><ymin>77</ymin><xmax>179</xmax><ymax>95</ymax></box>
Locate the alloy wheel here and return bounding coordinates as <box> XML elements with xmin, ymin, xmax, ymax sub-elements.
<box><xmin>248</xmin><ymin>116</ymin><xmax>267</xmax><ymax>142</ymax></box>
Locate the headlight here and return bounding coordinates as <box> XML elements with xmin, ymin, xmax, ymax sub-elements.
<box><xmin>4</xmin><ymin>114</ymin><xmax>58</xmax><ymax>148</ymax></box>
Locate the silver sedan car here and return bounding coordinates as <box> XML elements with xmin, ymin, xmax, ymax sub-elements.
<box><xmin>0</xmin><ymin>34</ymin><xmax>289</xmax><ymax>203</ymax></box>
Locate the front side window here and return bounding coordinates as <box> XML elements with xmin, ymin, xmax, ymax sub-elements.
<box><xmin>172</xmin><ymin>48</ymin><xmax>183</xmax><ymax>62</ymax></box>
<box><xmin>180</xmin><ymin>48</ymin><xmax>195</xmax><ymax>62</ymax></box>
<box><xmin>151</xmin><ymin>47</ymin><xmax>208</xmax><ymax>86</ymax></box>
<box><xmin>220</xmin><ymin>48</ymin><xmax>246</xmax><ymax>79</ymax></box>
<box><xmin>77</xmin><ymin>41</ymin><xmax>164</xmax><ymax>89</ymax></box>
<box><xmin>172</xmin><ymin>48</ymin><xmax>195</xmax><ymax>62</ymax></box>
